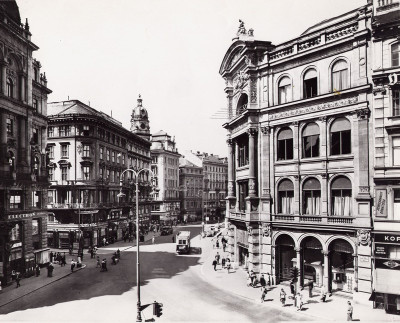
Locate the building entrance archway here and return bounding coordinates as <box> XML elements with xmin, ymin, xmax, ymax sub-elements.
<box><xmin>300</xmin><ymin>236</ymin><xmax>323</xmax><ymax>287</ymax></box>
<box><xmin>328</xmin><ymin>239</ymin><xmax>354</xmax><ymax>293</ymax></box>
<box><xmin>275</xmin><ymin>234</ymin><xmax>296</xmax><ymax>283</ymax></box>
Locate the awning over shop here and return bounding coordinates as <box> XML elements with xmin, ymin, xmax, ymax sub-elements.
<box><xmin>375</xmin><ymin>268</ymin><xmax>400</xmax><ymax>294</ymax></box>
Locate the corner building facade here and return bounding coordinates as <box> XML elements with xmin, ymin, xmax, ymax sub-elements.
<box><xmin>220</xmin><ymin>4</ymin><xmax>374</xmax><ymax>301</ymax></box>
<box><xmin>0</xmin><ymin>1</ymin><xmax>52</xmax><ymax>284</ymax></box>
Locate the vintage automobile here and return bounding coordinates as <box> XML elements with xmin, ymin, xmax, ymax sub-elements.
<box><xmin>160</xmin><ymin>226</ymin><xmax>173</xmax><ymax>236</ymax></box>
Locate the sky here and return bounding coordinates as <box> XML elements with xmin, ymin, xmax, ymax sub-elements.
<box><xmin>18</xmin><ymin>0</ymin><xmax>366</xmax><ymax>158</ymax></box>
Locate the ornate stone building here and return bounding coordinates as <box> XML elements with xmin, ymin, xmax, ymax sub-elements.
<box><xmin>47</xmin><ymin>97</ymin><xmax>153</xmax><ymax>249</ymax></box>
<box><xmin>151</xmin><ymin>130</ymin><xmax>180</xmax><ymax>224</ymax></box>
<box><xmin>219</xmin><ymin>4</ymin><xmax>374</xmax><ymax>302</ymax></box>
<box><xmin>370</xmin><ymin>0</ymin><xmax>400</xmax><ymax>312</ymax></box>
<box><xmin>0</xmin><ymin>0</ymin><xmax>52</xmax><ymax>284</ymax></box>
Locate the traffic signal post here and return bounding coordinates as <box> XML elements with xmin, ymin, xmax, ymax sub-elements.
<box><xmin>153</xmin><ymin>301</ymin><xmax>163</xmax><ymax>317</ymax></box>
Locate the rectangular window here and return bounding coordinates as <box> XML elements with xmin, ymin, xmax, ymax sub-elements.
<box><xmin>238</xmin><ymin>181</ymin><xmax>248</xmax><ymax>212</ymax></box>
<box><xmin>48</xmin><ymin>167</ymin><xmax>54</xmax><ymax>181</ymax></box>
<box><xmin>393</xmin><ymin>137</ymin><xmax>400</xmax><ymax>166</ymax></box>
<box><xmin>6</xmin><ymin>117</ymin><xmax>13</xmax><ymax>136</ymax></box>
<box><xmin>112</xmin><ymin>151</ymin><xmax>115</xmax><ymax>163</ymax></box>
<box><xmin>33</xmin><ymin>98</ymin><xmax>38</xmax><ymax>112</ymax></box>
<box><xmin>65</xmin><ymin>126</ymin><xmax>71</xmax><ymax>136</ymax></box>
<box><xmin>83</xmin><ymin>166</ymin><xmax>90</xmax><ymax>180</ymax></box>
<box><xmin>238</xmin><ymin>143</ymin><xmax>249</xmax><ymax>167</ymax></box>
<box><xmin>32</xmin><ymin>128</ymin><xmax>38</xmax><ymax>144</ymax></box>
<box><xmin>278</xmin><ymin>138</ymin><xmax>293</xmax><ymax>160</ymax></box>
<box><xmin>122</xmin><ymin>154</ymin><xmax>125</xmax><ymax>165</ymax></box>
<box><xmin>106</xmin><ymin>149</ymin><xmax>110</xmax><ymax>161</ymax></box>
<box><xmin>331</xmin><ymin>189</ymin><xmax>352</xmax><ymax>216</ymax></box>
<box><xmin>302</xmin><ymin>135</ymin><xmax>319</xmax><ymax>158</ymax></box>
<box><xmin>278</xmin><ymin>85</ymin><xmax>290</xmax><ymax>104</ymax></box>
<box><xmin>10</xmin><ymin>223</ymin><xmax>20</xmax><ymax>241</ymax></box>
<box><xmin>394</xmin><ymin>189</ymin><xmax>400</xmax><ymax>221</ymax></box>
<box><xmin>332</xmin><ymin>70</ymin><xmax>348</xmax><ymax>91</ymax></box>
<box><xmin>331</xmin><ymin>130</ymin><xmax>351</xmax><ymax>155</ymax></box>
<box><xmin>304</xmin><ymin>78</ymin><xmax>318</xmax><ymax>98</ymax></box>
<box><xmin>61</xmin><ymin>167</ymin><xmax>68</xmax><ymax>181</ymax></box>
<box><xmin>83</xmin><ymin>144</ymin><xmax>90</xmax><ymax>157</ymax></box>
<box><xmin>48</xmin><ymin>146</ymin><xmax>54</xmax><ymax>158</ymax></box>
<box><xmin>10</xmin><ymin>192</ymin><xmax>22</xmax><ymax>209</ymax></box>
<box><xmin>61</xmin><ymin>144</ymin><xmax>69</xmax><ymax>158</ymax></box>
<box><xmin>83</xmin><ymin>125</ymin><xmax>89</xmax><ymax>136</ymax></box>
<box><xmin>47</xmin><ymin>191</ymin><xmax>54</xmax><ymax>204</ymax></box>
<box><xmin>32</xmin><ymin>219</ymin><xmax>40</xmax><ymax>236</ymax></box>
<box><xmin>392</xmin><ymin>43</ymin><xmax>400</xmax><ymax>67</ymax></box>
<box><xmin>31</xmin><ymin>191</ymin><xmax>41</xmax><ymax>208</ymax></box>
<box><xmin>48</xmin><ymin>126</ymin><xmax>54</xmax><ymax>137</ymax></box>
<box><xmin>100</xmin><ymin>147</ymin><xmax>104</xmax><ymax>160</ymax></box>
<box><xmin>393</xmin><ymin>88</ymin><xmax>400</xmax><ymax>117</ymax></box>
<box><xmin>59</xmin><ymin>126</ymin><xmax>65</xmax><ymax>137</ymax></box>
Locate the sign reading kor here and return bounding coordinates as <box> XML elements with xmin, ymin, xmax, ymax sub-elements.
<box><xmin>375</xmin><ymin>234</ymin><xmax>400</xmax><ymax>244</ymax></box>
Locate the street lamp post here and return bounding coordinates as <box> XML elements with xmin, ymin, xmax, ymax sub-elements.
<box><xmin>117</xmin><ymin>168</ymin><xmax>156</xmax><ymax>323</ymax></box>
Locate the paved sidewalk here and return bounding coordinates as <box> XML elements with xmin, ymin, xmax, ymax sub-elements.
<box><xmin>0</xmin><ymin>229</ymin><xmax>161</xmax><ymax>309</ymax></box>
<box><xmin>199</xmin><ymin>235</ymin><xmax>400</xmax><ymax>322</ymax></box>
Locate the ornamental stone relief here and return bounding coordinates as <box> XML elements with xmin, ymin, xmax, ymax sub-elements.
<box><xmin>357</xmin><ymin>229</ymin><xmax>371</xmax><ymax>246</ymax></box>
<box><xmin>234</xmin><ymin>71</ymin><xmax>249</xmax><ymax>90</ymax></box>
<box><xmin>269</xmin><ymin>97</ymin><xmax>358</xmax><ymax>121</ymax></box>
<box><xmin>250</xmin><ymin>78</ymin><xmax>257</xmax><ymax>103</ymax></box>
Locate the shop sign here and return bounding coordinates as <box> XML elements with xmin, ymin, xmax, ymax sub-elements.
<box><xmin>376</xmin><ymin>258</ymin><xmax>400</xmax><ymax>270</ymax></box>
<box><xmin>8</xmin><ymin>213</ymin><xmax>35</xmax><ymax>220</ymax></box>
<box><xmin>374</xmin><ymin>244</ymin><xmax>388</xmax><ymax>257</ymax></box>
<box><xmin>375</xmin><ymin>190</ymin><xmax>387</xmax><ymax>217</ymax></box>
<box><xmin>375</xmin><ymin>234</ymin><xmax>400</xmax><ymax>244</ymax></box>
<box><xmin>12</xmin><ymin>242</ymin><xmax>22</xmax><ymax>249</ymax></box>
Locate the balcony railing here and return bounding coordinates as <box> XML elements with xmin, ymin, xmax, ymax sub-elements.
<box><xmin>272</xmin><ymin>214</ymin><xmax>355</xmax><ymax>225</ymax></box>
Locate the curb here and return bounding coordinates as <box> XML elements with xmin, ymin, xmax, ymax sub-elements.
<box><xmin>0</xmin><ymin>264</ymin><xmax>86</xmax><ymax>309</ymax></box>
<box><xmin>198</xmin><ymin>239</ymin><xmax>334</xmax><ymax>322</ymax></box>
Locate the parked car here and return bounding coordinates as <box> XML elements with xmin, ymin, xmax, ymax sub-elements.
<box><xmin>160</xmin><ymin>226</ymin><xmax>173</xmax><ymax>236</ymax></box>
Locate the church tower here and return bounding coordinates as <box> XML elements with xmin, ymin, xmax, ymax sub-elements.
<box><xmin>130</xmin><ymin>94</ymin><xmax>151</xmax><ymax>140</ymax></box>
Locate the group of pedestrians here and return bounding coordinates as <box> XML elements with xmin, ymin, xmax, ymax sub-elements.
<box><xmin>49</xmin><ymin>251</ymin><xmax>67</xmax><ymax>266</ymax></box>
<box><xmin>212</xmin><ymin>251</ymin><xmax>232</xmax><ymax>273</ymax></box>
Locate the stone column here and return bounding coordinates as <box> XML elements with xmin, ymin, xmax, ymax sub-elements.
<box><xmin>20</xmin><ymin>74</ymin><xmax>26</xmax><ymax>103</ymax></box>
<box><xmin>227</xmin><ymin>138</ymin><xmax>235</xmax><ymax>198</ymax></box>
<box><xmin>295</xmin><ymin>247</ymin><xmax>302</xmax><ymax>291</ymax></box>
<box><xmin>271</xmin><ymin>244</ymin><xmax>276</xmax><ymax>285</ymax></box>
<box><xmin>353</xmin><ymin>253</ymin><xmax>358</xmax><ymax>292</ymax></box>
<box><xmin>322</xmin><ymin>250</ymin><xmax>330</xmax><ymax>292</ymax></box>
<box><xmin>1</xmin><ymin>62</ymin><xmax>7</xmax><ymax>95</ymax></box>
<box><xmin>261</xmin><ymin>126</ymin><xmax>270</xmax><ymax>198</ymax></box>
<box><xmin>292</xmin><ymin>121</ymin><xmax>299</xmax><ymax>161</ymax></box>
<box><xmin>248</xmin><ymin>128</ymin><xmax>257</xmax><ymax>197</ymax></box>
<box><xmin>0</xmin><ymin>111</ymin><xmax>7</xmax><ymax>168</ymax></box>
<box><xmin>18</xmin><ymin>116</ymin><xmax>28</xmax><ymax>169</ymax></box>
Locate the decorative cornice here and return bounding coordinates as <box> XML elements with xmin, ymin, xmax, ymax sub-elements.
<box><xmin>269</xmin><ymin>97</ymin><xmax>358</xmax><ymax>121</ymax></box>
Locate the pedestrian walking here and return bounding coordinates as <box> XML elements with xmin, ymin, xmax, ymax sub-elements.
<box><xmin>35</xmin><ymin>264</ymin><xmax>40</xmax><ymax>277</ymax></box>
<box><xmin>260</xmin><ymin>274</ymin><xmax>266</xmax><ymax>288</ymax></box>
<box><xmin>172</xmin><ymin>235</ymin><xmax>175</xmax><ymax>243</ymax></box>
<box><xmin>222</xmin><ymin>242</ymin><xmax>226</xmax><ymax>252</ymax></box>
<box><xmin>347</xmin><ymin>301</ymin><xmax>353</xmax><ymax>321</ymax></box>
<box><xmin>212</xmin><ymin>259</ymin><xmax>217</xmax><ymax>271</ymax></box>
<box><xmin>221</xmin><ymin>257</ymin><xmax>226</xmax><ymax>269</ymax></box>
<box><xmin>226</xmin><ymin>258</ymin><xmax>231</xmax><ymax>273</ymax></box>
<box><xmin>96</xmin><ymin>256</ymin><xmax>101</xmax><ymax>268</ymax></box>
<box><xmin>50</xmin><ymin>251</ymin><xmax>54</xmax><ymax>263</ymax></box>
<box><xmin>152</xmin><ymin>235</ymin><xmax>155</xmax><ymax>244</ymax></box>
<box><xmin>117</xmin><ymin>249</ymin><xmax>121</xmax><ymax>259</ymax></box>
<box><xmin>261</xmin><ymin>286</ymin><xmax>267</xmax><ymax>303</ymax></box>
<box><xmin>70</xmin><ymin>259</ymin><xmax>76</xmax><ymax>272</ymax></box>
<box><xmin>321</xmin><ymin>285</ymin><xmax>327</xmax><ymax>302</ymax></box>
<box><xmin>216</xmin><ymin>240</ymin><xmax>219</xmax><ymax>248</ymax></box>
<box><xmin>250</xmin><ymin>270</ymin><xmax>256</xmax><ymax>287</ymax></box>
<box><xmin>101</xmin><ymin>258</ymin><xmax>108</xmax><ymax>272</ymax></box>
<box><xmin>308</xmin><ymin>280</ymin><xmax>314</xmax><ymax>298</ymax></box>
<box><xmin>215</xmin><ymin>252</ymin><xmax>220</xmax><ymax>265</ymax></box>
<box><xmin>77</xmin><ymin>256</ymin><xmax>82</xmax><ymax>268</ymax></box>
<box><xmin>90</xmin><ymin>247</ymin><xmax>94</xmax><ymax>259</ymax></box>
<box><xmin>280</xmin><ymin>288</ymin><xmax>287</xmax><ymax>306</ymax></box>
<box><xmin>15</xmin><ymin>272</ymin><xmax>21</xmax><ymax>288</ymax></box>
<box><xmin>267</xmin><ymin>273</ymin><xmax>271</xmax><ymax>287</ymax></box>
<box><xmin>62</xmin><ymin>254</ymin><xmax>66</xmax><ymax>267</ymax></box>
<box><xmin>296</xmin><ymin>292</ymin><xmax>303</xmax><ymax>311</ymax></box>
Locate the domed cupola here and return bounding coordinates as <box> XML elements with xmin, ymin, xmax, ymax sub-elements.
<box><xmin>130</xmin><ymin>94</ymin><xmax>151</xmax><ymax>140</ymax></box>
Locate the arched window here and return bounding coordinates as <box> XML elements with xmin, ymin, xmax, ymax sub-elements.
<box><xmin>6</xmin><ymin>78</ymin><xmax>13</xmax><ymax>98</ymax></box>
<box><xmin>277</xmin><ymin>127</ymin><xmax>293</xmax><ymax>160</ymax></box>
<box><xmin>278</xmin><ymin>179</ymin><xmax>294</xmax><ymax>214</ymax></box>
<box><xmin>392</xmin><ymin>43</ymin><xmax>400</xmax><ymax>67</ymax></box>
<box><xmin>303</xmin><ymin>69</ymin><xmax>318</xmax><ymax>98</ymax></box>
<box><xmin>330</xmin><ymin>118</ymin><xmax>351</xmax><ymax>155</ymax></box>
<box><xmin>302</xmin><ymin>123</ymin><xmax>320</xmax><ymax>158</ymax></box>
<box><xmin>331</xmin><ymin>176</ymin><xmax>352</xmax><ymax>216</ymax></box>
<box><xmin>278</xmin><ymin>77</ymin><xmax>291</xmax><ymax>104</ymax></box>
<box><xmin>332</xmin><ymin>60</ymin><xmax>349</xmax><ymax>91</ymax></box>
<box><xmin>236</xmin><ymin>94</ymin><xmax>248</xmax><ymax>115</ymax></box>
<box><xmin>302</xmin><ymin>178</ymin><xmax>321</xmax><ymax>215</ymax></box>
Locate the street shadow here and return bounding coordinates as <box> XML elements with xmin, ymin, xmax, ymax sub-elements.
<box><xmin>0</xmin><ymin>249</ymin><xmax>202</xmax><ymax>315</ymax></box>
<box><xmin>307</xmin><ymin>299</ymin><xmax>319</xmax><ymax>304</ymax></box>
